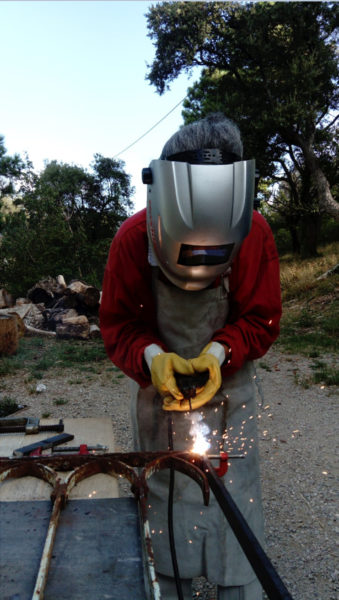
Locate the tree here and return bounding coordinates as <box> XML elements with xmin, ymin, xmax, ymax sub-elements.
<box><xmin>0</xmin><ymin>156</ymin><xmax>134</xmax><ymax>296</ymax></box>
<box><xmin>78</xmin><ymin>155</ymin><xmax>134</xmax><ymax>282</ymax></box>
<box><xmin>0</xmin><ymin>135</ymin><xmax>34</xmax><ymax>200</ymax></box>
<box><xmin>87</xmin><ymin>154</ymin><xmax>134</xmax><ymax>236</ymax></box>
<box><xmin>1</xmin><ymin>194</ymin><xmax>76</xmax><ymax>296</ymax></box>
<box><xmin>146</xmin><ymin>1</ymin><xmax>339</xmax><ymax>238</ymax></box>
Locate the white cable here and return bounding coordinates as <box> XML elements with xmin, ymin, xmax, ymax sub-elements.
<box><xmin>113</xmin><ymin>97</ymin><xmax>186</xmax><ymax>158</ymax></box>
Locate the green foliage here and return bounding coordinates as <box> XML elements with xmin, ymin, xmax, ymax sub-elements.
<box><xmin>53</xmin><ymin>398</ymin><xmax>69</xmax><ymax>406</ymax></box>
<box><xmin>53</xmin><ymin>339</ymin><xmax>108</xmax><ymax>366</ymax></box>
<box><xmin>0</xmin><ymin>148</ymin><xmax>134</xmax><ymax>296</ymax></box>
<box><xmin>311</xmin><ymin>361</ymin><xmax>339</xmax><ymax>386</ymax></box>
<box><xmin>147</xmin><ymin>2</ymin><xmax>338</xmax><ymax>128</ymax></box>
<box><xmin>291</xmin><ymin>357</ymin><xmax>339</xmax><ymax>389</ymax></box>
<box><xmin>0</xmin><ymin>135</ymin><xmax>34</xmax><ymax>198</ymax></box>
<box><xmin>1</xmin><ymin>195</ymin><xmax>76</xmax><ymax>295</ymax></box>
<box><xmin>146</xmin><ymin>1</ymin><xmax>339</xmax><ymax>252</ymax></box>
<box><xmin>0</xmin><ymin>356</ymin><xmax>17</xmax><ymax>376</ymax></box>
<box><xmin>0</xmin><ymin>337</ymin><xmax>111</xmax><ymax>379</ymax></box>
<box><xmin>275</xmin><ymin>240</ymin><xmax>338</xmax><ymax>365</ymax></box>
<box><xmin>0</xmin><ymin>396</ymin><xmax>22</xmax><ymax>417</ymax></box>
<box><xmin>278</xmin><ymin>307</ymin><xmax>338</xmax><ymax>356</ymax></box>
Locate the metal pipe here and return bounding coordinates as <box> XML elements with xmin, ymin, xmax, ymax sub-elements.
<box><xmin>31</xmin><ymin>494</ymin><xmax>63</xmax><ymax>600</ymax></box>
<box><xmin>202</xmin><ymin>457</ymin><xmax>294</xmax><ymax>600</ymax></box>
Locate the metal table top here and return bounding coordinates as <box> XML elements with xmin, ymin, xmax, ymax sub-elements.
<box><xmin>0</xmin><ymin>497</ymin><xmax>147</xmax><ymax>600</ymax></box>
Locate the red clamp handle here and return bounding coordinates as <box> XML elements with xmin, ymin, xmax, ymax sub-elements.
<box><xmin>29</xmin><ymin>447</ymin><xmax>42</xmax><ymax>456</ymax></box>
<box><xmin>214</xmin><ymin>451</ymin><xmax>229</xmax><ymax>477</ymax></box>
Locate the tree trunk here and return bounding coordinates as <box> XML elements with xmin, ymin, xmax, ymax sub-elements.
<box><xmin>299</xmin><ymin>140</ymin><xmax>339</xmax><ymax>222</ymax></box>
<box><xmin>287</xmin><ymin>223</ymin><xmax>301</xmax><ymax>254</ymax></box>
<box><xmin>312</xmin><ymin>165</ymin><xmax>339</xmax><ymax>221</ymax></box>
<box><xmin>300</xmin><ymin>212</ymin><xmax>322</xmax><ymax>259</ymax></box>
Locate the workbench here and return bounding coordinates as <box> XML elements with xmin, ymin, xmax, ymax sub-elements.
<box><xmin>0</xmin><ymin>418</ymin><xmax>148</xmax><ymax>600</ymax></box>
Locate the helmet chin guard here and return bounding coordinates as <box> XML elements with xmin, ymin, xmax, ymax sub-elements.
<box><xmin>145</xmin><ymin>159</ymin><xmax>255</xmax><ymax>291</ymax></box>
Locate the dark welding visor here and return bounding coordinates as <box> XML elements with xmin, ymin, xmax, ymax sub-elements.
<box><xmin>167</xmin><ymin>148</ymin><xmax>241</xmax><ymax>165</ymax></box>
<box><xmin>178</xmin><ymin>243</ymin><xmax>235</xmax><ymax>266</ymax></box>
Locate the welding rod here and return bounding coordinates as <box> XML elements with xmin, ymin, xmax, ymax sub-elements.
<box><xmin>207</xmin><ymin>454</ymin><xmax>245</xmax><ymax>459</ymax></box>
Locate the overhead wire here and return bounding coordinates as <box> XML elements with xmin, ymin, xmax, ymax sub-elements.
<box><xmin>113</xmin><ymin>96</ymin><xmax>186</xmax><ymax>158</ymax></box>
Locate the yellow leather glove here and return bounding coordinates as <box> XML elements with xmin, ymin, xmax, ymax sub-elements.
<box><xmin>188</xmin><ymin>343</ymin><xmax>222</xmax><ymax>409</ymax></box>
<box><xmin>162</xmin><ymin>394</ymin><xmax>191</xmax><ymax>412</ymax></box>
<box><xmin>162</xmin><ymin>343</ymin><xmax>224</xmax><ymax>412</ymax></box>
<box><xmin>151</xmin><ymin>352</ymin><xmax>194</xmax><ymax>401</ymax></box>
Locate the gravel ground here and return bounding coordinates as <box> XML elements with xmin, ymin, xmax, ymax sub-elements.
<box><xmin>1</xmin><ymin>345</ymin><xmax>338</xmax><ymax>600</ymax></box>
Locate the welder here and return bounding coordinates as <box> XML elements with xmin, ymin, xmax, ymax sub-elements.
<box><xmin>100</xmin><ymin>113</ymin><xmax>282</xmax><ymax>599</ymax></box>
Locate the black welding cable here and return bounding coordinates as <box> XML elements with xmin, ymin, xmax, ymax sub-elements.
<box><xmin>167</xmin><ymin>412</ymin><xmax>184</xmax><ymax>600</ymax></box>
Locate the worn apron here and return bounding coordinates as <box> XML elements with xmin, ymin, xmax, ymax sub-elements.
<box><xmin>131</xmin><ymin>274</ymin><xmax>264</xmax><ymax>587</ymax></box>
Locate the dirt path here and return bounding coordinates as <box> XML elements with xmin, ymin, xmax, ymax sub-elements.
<box><xmin>1</xmin><ymin>346</ymin><xmax>337</xmax><ymax>599</ymax></box>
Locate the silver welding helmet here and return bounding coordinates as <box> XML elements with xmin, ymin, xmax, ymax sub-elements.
<box><xmin>143</xmin><ymin>156</ymin><xmax>255</xmax><ymax>291</ymax></box>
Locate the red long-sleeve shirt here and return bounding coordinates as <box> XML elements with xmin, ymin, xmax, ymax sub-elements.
<box><xmin>100</xmin><ymin>208</ymin><xmax>282</xmax><ymax>388</ymax></box>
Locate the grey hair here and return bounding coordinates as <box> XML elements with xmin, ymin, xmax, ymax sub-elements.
<box><xmin>160</xmin><ymin>112</ymin><xmax>243</xmax><ymax>160</ymax></box>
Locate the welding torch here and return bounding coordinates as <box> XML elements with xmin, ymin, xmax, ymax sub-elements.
<box><xmin>175</xmin><ymin>371</ymin><xmax>209</xmax><ymax>411</ymax></box>
<box><xmin>166</xmin><ymin>371</ymin><xmax>223</xmax><ymax>600</ymax></box>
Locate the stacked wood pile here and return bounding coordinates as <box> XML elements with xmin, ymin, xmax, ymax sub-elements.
<box><xmin>0</xmin><ymin>276</ymin><xmax>102</xmax><ymax>343</ymax></box>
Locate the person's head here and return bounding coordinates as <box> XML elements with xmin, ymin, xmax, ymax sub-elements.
<box><xmin>160</xmin><ymin>112</ymin><xmax>243</xmax><ymax>162</ymax></box>
<box><xmin>143</xmin><ymin>113</ymin><xmax>255</xmax><ymax>291</ymax></box>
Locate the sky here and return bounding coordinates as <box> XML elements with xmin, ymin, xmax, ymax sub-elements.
<box><xmin>1</xmin><ymin>1</ymin><xmax>200</xmax><ymax>212</ymax></box>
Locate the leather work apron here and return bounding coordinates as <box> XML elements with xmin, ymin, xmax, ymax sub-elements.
<box><xmin>130</xmin><ymin>274</ymin><xmax>264</xmax><ymax>586</ymax></box>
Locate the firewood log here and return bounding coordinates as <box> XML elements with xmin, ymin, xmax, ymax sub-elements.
<box><xmin>64</xmin><ymin>281</ymin><xmax>100</xmax><ymax>307</ymax></box>
<box><xmin>27</xmin><ymin>276</ymin><xmax>66</xmax><ymax>307</ymax></box>
<box><xmin>27</xmin><ymin>280</ymin><xmax>55</xmax><ymax>306</ymax></box>
<box><xmin>89</xmin><ymin>323</ymin><xmax>102</xmax><ymax>339</ymax></box>
<box><xmin>55</xmin><ymin>274</ymin><xmax>67</xmax><ymax>293</ymax></box>
<box><xmin>0</xmin><ymin>288</ymin><xmax>14</xmax><ymax>309</ymax></box>
<box><xmin>56</xmin><ymin>315</ymin><xmax>90</xmax><ymax>340</ymax></box>
<box><xmin>0</xmin><ymin>303</ymin><xmax>44</xmax><ymax>330</ymax></box>
<box><xmin>43</xmin><ymin>308</ymin><xmax>78</xmax><ymax>330</ymax></box>
<box><xmin>15</xmin><ymin>298</ymin><xmax>31</xmax><ymax>306</ymax></box>
<box><xmin>0</xmin><ymin>314</ymin><xmax>19</xmax><ymax>355</ymax></box>
<box><xmin>11</xmin><ymin>313</ymin><xmax>25</xmax><ymax>338</ymax></box>
<box><xmin>25</xmin><ymin>324</ymin><xmax>56</xmax><ymax>337</ymax></box>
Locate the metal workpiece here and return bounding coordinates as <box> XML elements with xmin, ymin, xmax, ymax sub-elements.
<box><xmin>31</xmin><ymin>458</ymin><xmax>140</xmax><ymax>599</ymax></box>
<box><xmin>139</xmin><ymin>501</ymin><xmax>163</xmax><ymax>600</ymax></box>
<box><xmin>0</xmin><ymin>452</ymin><xmax>157</xmax><ymax>600</ymax></box>
<box><xmin>0</xmin><ymin>451</ymin><xmax>294</xmax><ymax>600</ymax></box>
<box><xmin>141</xmin><ymin>453</ymin><xmax>210</xmax><ymax>507</ymax></box>
<box><xmin>0</xmin><ymin>459</ymin><xmax>58</xmax><ymax>489</ymax></box>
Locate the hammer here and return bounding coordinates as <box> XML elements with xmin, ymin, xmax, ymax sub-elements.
<box><xmin>0</xmin><ymin>417</ymin><xmax>64</xmax><ymax>435</ymax></box>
